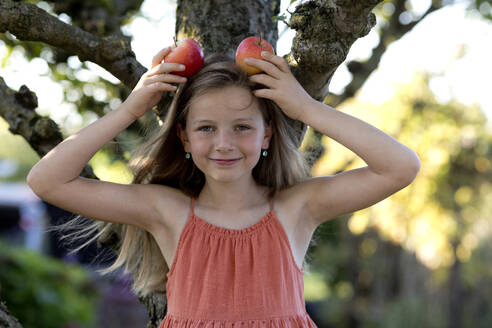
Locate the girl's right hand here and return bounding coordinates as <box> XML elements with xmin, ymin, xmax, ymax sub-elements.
<box><xmin>123</xmin><ymin>46</ymin><xmax>188</xmax><ymax>118</ymax></box>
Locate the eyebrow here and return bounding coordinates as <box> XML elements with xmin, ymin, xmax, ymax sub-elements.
<box><xmin>192</xmin><ymin>118</ymin><xmax>254</xmax><ymax>125</ymax></box>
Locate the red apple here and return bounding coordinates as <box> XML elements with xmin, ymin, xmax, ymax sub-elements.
<box><xmin>235</xmin><ymin>35</ymin><xmax>275</xmax><ymax>75</ymax></box>
<box><xmin>164</xmin><ymin>37</ymin><xmax>204</xmax><ymax>77</ymax></box>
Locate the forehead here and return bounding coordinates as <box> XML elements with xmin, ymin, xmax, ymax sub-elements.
<box><xmin>188</xmin><ymin>86</ymin><xmax>262</xmax><ymax>123</ymax></box>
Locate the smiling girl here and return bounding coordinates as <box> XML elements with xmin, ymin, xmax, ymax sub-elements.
<box><xmin>27</xmin><ymin>46</ymin><xmax>420</xmax><ymax>327</ymax></box>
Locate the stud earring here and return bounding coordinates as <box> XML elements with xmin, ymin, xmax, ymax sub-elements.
<box><xmin>185</xmin><ymin>152</ymin><xmax>191</xmax><ymax>159</ymax></box>
<box><xmin>262</xmin><ymin>150</ymin><xmax>268</xmax><ymax>157</ymax></box>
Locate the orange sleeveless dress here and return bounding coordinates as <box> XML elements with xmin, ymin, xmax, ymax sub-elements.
<box><xmin>159</xmin><ymin>196</ymin><xmax>318</xmax><ymax>327</ymax></box>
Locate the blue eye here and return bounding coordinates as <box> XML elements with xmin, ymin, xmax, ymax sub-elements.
<box><xmin>197</xmin><ymin>125</ymin><xmax>250</xmax><ymax>132</ymax></box>
<box><xmin>198</xmin><ymin>126</ymin><xmax>213</xmax><ymax>132</ymax></box>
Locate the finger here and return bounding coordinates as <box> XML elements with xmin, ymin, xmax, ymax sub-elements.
<box><xmin>248</xmin><ymin>74</ymin><xmax>277</xmax><ymax>88</ymax></box>
<box><xmin>149</xmin><ymin>82</ymin><xmax>178</xmax><ymax>92</ymax></box>
<box><xmin>262</xmin><ymin>52</ymin><xmax>291</xmax><ymax>74</ymax></box>
<box><xmin>144</xmin><ymin>73</ymin><xmax>187</xmax><ymax>85</ymax></box>
<box><xmin>151</xmin><ymin>46</ymin><xmax>173</xmax><ymax>69</ymax></box>
<box><xmin>147</xmin><ymin>62</ymin><xmax>186</xmax><ymax>77</ymax></box>
<box><xmin>245</xmin><ymin>57</ymin><xmax>282</xmax><ymax>79</ymax></box>
<box><xmin>252</xmin><ymin>88</ymin><xmax>274</xmax><ymax>100</ymax></box>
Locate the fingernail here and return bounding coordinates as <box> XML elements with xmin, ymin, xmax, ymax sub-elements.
<box><xmin>261</xmin><ymin>51</ymin><xmax>269</xmax><ymax>57</ymax></box>
<box><xmin>179</xmin><ymin>64</ymin><xmax>185</xmax><ymax>69</ymax></box>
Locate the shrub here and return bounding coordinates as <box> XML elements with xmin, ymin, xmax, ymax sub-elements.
<box><xmin>0</xmin><ymin>239</ymin><xmax>100</xmax><ymax>328</ymax></box>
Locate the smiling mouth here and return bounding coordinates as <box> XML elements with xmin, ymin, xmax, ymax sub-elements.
<box><xmin>211</xmin><ymin>158</ymin><xmax>242</xmax><ymax>165</ymax></box>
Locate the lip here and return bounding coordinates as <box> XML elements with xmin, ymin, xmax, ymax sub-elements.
<box><xmin>211</xmin><ymin>158</ymin><xmax>241</xmax><ymax>166</ymax></box>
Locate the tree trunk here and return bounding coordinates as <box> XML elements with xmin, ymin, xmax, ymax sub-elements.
<box><xmin>0</xmin><ymin>300</ymin><xmax>23</xmax><ymax>328</ymax></box>
<box><xmin>448</xmin><ymin>240</ymin><xmax>463</xmax><ymax>328</ymax></box>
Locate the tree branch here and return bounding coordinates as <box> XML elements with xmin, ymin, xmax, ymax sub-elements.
<box><xmin>337</xmin><ymin>0</ymin><xmax>443</xmax><ymax>105</ymax></box>
<box><xmin>0</xmin><ymin>299</ymin><xmax>23</xmax><ymax>328</ymax></box>
<box><xmin>0</xmin><ymin>76</ymin><xmax>97</xmax><ymax>178</ymax></box>
<box><xmin>300</xmin><ymin>0</ymin><xmax>447</xmax><ymax>174</ymax></box>
<box><xmin>286</xmin><ymin>0</ymin><xmax>381</xmax><ymax>102</ymax></box>
<box><xmin>271</xmin><ymin>0</ymin><xmax>380</xmax><ymax>146</ymax></box>
<box><xmin>0</xmin><ymin>301</ymin><xmax>22</xmax><ymax>328</ymax></box>
<box><xmin>0</xmin><ymin>0</ymin><xmax>145</xmax><ymax>89</ymax></box>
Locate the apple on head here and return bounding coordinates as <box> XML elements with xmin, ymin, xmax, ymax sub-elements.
<box><xmin>164</xmin><ymin>37</ymin><xmax>204</xmax><ymax>77</ymax></box>
<box><xmin>235</xmin><ymin>32</ymin><xmax>275</xmax><ymax>75</ymax></box>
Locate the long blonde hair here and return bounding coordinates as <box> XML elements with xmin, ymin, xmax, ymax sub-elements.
<box><xmin>51</xmin><ymin>53</ymin><xmax>312</xmax><ymax>297</ymax></box>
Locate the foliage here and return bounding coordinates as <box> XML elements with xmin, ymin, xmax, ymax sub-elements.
<box><xmin>0</xmin><ymin>116</ymin><xmax>135</xmax><ymax>184</ymax></box>
<box><xmin>304</xmin><ymin>71</ymin><xmax>492</xmax><ymax>327</ymax></box>
<box><xmin>314</xmin><ymin>71</ymin><xmax>491</xmax><ymax>270</ymax></box>
<box><xmin>0</xmin><ymin>240</ymin><xmax>100</xmax><ymax>328</ymax></box>
<box><xmin>0</xmin><ymin>118</ymin><xmax>40</xmax><ymax>182</ymax></box>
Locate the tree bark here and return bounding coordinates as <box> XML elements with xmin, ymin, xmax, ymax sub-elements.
<box><xmin>0</xmin><ymin>0</ymin><xmax>146</xmax><ymax>88</ymax></box>
<box><xmin>0</xmin><ymin>299</ymin><xmax>23</xmax><ymax>328</ymax></box>
<box><xmin>0</xmin><ymin>77</ymin><xmax>97</xmax><ymax>178</ymax></box>
<box><xmin>304</xmin><ymin>0</ymin><xmax>447</xmax><ymax>172</ymax></box>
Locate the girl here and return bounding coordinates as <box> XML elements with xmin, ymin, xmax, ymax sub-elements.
<box><xmin>27</xmin><ymin>46</ymin><xmax>420</xmax><ymax>327</ymax></box>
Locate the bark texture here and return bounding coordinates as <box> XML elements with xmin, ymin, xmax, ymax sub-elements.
<box><xmin>0</xmin><ymin>77</ymin><xmax>97</xmax><ymax>178</ymax></box>
<box><xmin>302</xmin><ymin>0</ymin><xmax>446</xmax><ymax>171</ymax></box>
<box><xmin>0</xmin><ymin>0</ymin><xmax>146</xmax><ymax>88</ymax></box>
<box><xmin>0</xmin><ymin>300</ymin><xmax>23</xmax><ymax>328</ymax></box>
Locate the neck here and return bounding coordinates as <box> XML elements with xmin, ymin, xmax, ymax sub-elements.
<box><xmin>198</xmin><ymin>177</ymin><xmax>269</xmax><ymax>211</ymax></box>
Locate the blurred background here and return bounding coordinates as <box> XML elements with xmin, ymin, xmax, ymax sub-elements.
<box><xmin>1</xmin><ymin>0</ymin><xmax>491</xmax><ymax>327</ymax></box>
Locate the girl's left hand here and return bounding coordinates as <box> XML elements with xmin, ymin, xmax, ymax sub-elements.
<box><xmin>246</xmin><ymin>52</ymin><xmax>314</xmax><ymax>121</ymax></box>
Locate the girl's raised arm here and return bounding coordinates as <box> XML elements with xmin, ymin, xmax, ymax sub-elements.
<box><xmin>27</xmin><ymin>47</ymin><xmax>187</xmax><ymax>232</ymax></box>
<box><xmin>246</xmin><ymin>52</ymin><xmax>421</xmax><ymax>229</ymax></box>
<box><xmin>296</xmin><ymin>99</ymin><xmax>421</xmax><ymax>227</ymax></box>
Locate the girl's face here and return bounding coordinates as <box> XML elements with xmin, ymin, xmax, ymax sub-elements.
<box><xmin>177</xmin><ymin>86</ymin><xmax>272</xmax><ymax>184</ymax></box>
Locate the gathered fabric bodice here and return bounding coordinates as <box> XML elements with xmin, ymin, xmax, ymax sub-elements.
<box><xmin>159</xmin><ymin>196</ymin><xmax>318</xmax><ymax>327</ymax></box>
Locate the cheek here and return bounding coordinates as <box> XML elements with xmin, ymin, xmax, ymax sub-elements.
<box><xmin>238</xmin><ymin>133</ymin><xmax>263</xmax><ymax>152</ymax></box>
<box><xmin>189</xmin><ymin>135</ymin><xmax>210</xmax><ymax>152</ymax></box>
<box><xmin>189</xmin><ymin>132</ymin><xmax>263</xmax><ymax>154</ymax></box>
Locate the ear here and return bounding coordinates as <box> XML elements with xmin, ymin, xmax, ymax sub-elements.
<box><xmin>176</xmin><ymin>123</ymin><xmax>190</xmax><ymax>152</ymax></box>
<box><xmin>262</xmin><ymin>120</ymin><xmax>273</xmax><ymax>149</ymax></box>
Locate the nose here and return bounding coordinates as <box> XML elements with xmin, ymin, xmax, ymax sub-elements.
<box><xmin>215</xmin><ymin>129</ymin><xmax>234</xmax><ymax>151</ymax></box>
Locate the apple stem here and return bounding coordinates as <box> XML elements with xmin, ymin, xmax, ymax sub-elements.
<box><xmin>173</xmin><ymin>36</ymin><xmax>177</xmax><ymax>47</ymax></box>
<box><xmin>257</xmin><ymin>28</ymin><xmax>262</xmax><ymax>46</ymax></box>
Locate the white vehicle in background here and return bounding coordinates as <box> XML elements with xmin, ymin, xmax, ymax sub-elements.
<box><xmin>0</xmin><ymin>182</ymin><xmax>48</xmax><ymax>252</ymax></box>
